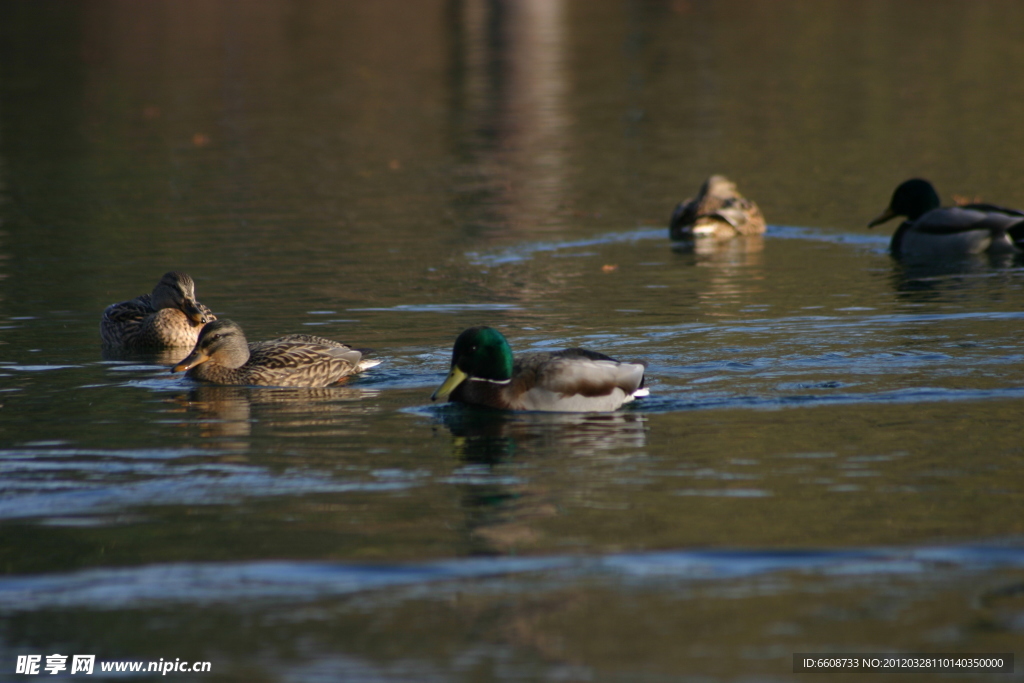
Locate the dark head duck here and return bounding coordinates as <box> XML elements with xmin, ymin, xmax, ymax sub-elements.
<box><xmin>869</xmin><ymin>179</ymin><xmax>1024</xmax><ymax>260</ymax></box>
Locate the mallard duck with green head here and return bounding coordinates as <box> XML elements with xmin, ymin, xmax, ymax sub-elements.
<box><xmin>669</xmin><ymin>175</ymin><xmax>766</xmax><ymax>241</ymax></box>
<box><xmin>171</xmin><ymin>319</ymin><xmax>381</xmax><ymax>387</ymax></box>
<box><xmin>101</xmin><ymin>271</ymin><xmax>216</xmax><ymax>349</ymax></box>
<box><xmin>431</xmin><ymin>326</ymin><xmax>648</xmax><ymax>412</ymax></box>
<box><xmin>869</xmin><ymin>178</ymin><xmax>1024</xmax><ymax>259</ymax></box>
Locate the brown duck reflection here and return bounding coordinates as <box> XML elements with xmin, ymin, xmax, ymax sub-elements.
<box><xmin>167</xmin><ymin>384</ymin><xmax>381</xmax><ymax>443</ymax></box>
<box><xmin>101</xmin><ymin>346</ymin><xmax>194</xmax><ymax>366</ymax></box>
<box><xmin>669</xmin><ymin>233</ymin><xmax>767</xmax><ymax>317</ymax></box>
<box><xmin>677</xmin><ymin>233</ymin><xmax>765</xmax><ymax>262</ymax></box>
<box><xmin>439</xmin><ymin>408</ymin><xmax>647</xmax><ymax>555</ymax></box>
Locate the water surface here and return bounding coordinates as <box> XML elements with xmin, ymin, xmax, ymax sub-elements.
<box><xmin>2</xmin><ymin>1</ymin><xmax>1024</xmax><ymax>680</ymax></box>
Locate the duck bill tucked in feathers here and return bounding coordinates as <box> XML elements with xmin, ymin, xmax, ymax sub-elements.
<box><xmin>182</xmin><ymin>298</ymin><xmax>209</xmax><ymax>325</ymax></box>
<box><xmin>431</xmin><ymin>366</ymin><xmax>469</xmax><ymax>401</ymax></box>
<box><xmin>669</xmin><ymin>175</ymin><xmax>765</xmax><ymax>241</ymax></box>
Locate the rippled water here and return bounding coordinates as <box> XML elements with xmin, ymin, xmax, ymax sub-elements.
<box><xmin>3</xmin><ymin>1</ymin><xmax>1024</xmax><ymax>681</ymax></box>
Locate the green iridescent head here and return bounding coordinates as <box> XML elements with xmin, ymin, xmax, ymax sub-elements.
<box><xmin>431</xmin><ymin>326</ymin><xmax>514</xmax><ymax>401</ymax></box>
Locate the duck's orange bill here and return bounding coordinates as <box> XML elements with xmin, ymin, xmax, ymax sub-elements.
<box><xmin>171</xmin><ymin>350</ymin><xmax>210</xmax><ymax>373</ymax></box>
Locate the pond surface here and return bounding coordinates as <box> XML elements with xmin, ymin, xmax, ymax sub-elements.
<box><xmin>2</xmin><ymin>1</ymin><xmax>1024</xmax><ymax>680</ymax></box>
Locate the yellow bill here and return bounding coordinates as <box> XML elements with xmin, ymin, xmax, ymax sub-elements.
<box><xmin>431</xmin><ymin>366</ymin><xmax>468</xmax><ymax>401</ymax></box>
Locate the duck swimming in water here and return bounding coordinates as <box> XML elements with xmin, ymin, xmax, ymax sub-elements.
<box><xmin>101</xmin><ymin>271</ymin><xmax>215</xmax><ymax>349</ymax></box>
<box><xmin>171</xmin><ymin>319</ymin><xmax>381</xmax><ymax>387</ymax></box>
<box><xmin>868</xmin><ymin>178</ymin><xmax>1024</xmax><ymax>260</ymax></box>
<box><xmin>431</xmin><ymin>326</ymin><xmax>648</xmax><ymax>412</ymax></box>
<box><xmin>669</xmin><ymin>175</ymin><xmax>766</xmax><ymax>241</ymax></box>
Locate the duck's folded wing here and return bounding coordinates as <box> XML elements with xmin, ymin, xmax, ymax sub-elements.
<box><xmin>962</xmin><ymin>202</ymin><xmax>1024</xmax><ymax>218</ymax></box>
<box><xmin>509</xmin><ymin>356</ymin><xmax>645</xmax><ymax>411</ymax></box>
<box><xmin>101</xmin><ymin>295</ymin><xmax>153</xmax><ymax>323</ymax></box>
<box><xmin>270</xmin><ymin>333</ymin><xmax>352</xmax><ymax>347</ymax></box>
<box><xmin>253</xmin><ymin>340</ymin><xmax>364</xmax><ymax>368</ymax></box>
<box><xmin>916</xmin><ymin>207</ymin><xmax>1024</xmax><ymax>235</ymax></box>
<box><xmin>960</xmin><ymin>204</ymin><xmax>1024</xmax><ymax>244</ymax></box>
<box><xmin>537</xmin><ymin>356</ymin><xmax>646</xmax><ymax>397</ymax></box>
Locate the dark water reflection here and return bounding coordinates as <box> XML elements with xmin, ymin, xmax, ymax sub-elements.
<box><xmin>440</xmin><ymin>406</ymin><xmax>648</xmax><ymax>464</ymax></box>
<box><xmin>2</xmin><ymin>546</ymin><xmax>1023</xmax><ymax>680</ymax></box>
<box><xmin>3</xmin><ymin>0</ymin><xmax>1024</xmax><ymax>680</ymax></box>
<box><xmin>172</xmin><ymin>384</ymin><xmax>382</xmax><ymax>441</ymax></box>
<box><xmin>439</xmin><ymin>408</ymin><xmax>649</xmax><ymax>555</ymax></box>
<box><xmin>889</xmin><ymin>253</ymin><xmax>1024</xmax><ymax>297</ymax></box>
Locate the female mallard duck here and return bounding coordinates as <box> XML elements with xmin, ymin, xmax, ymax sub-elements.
<box><xmin>669</xmin><ymin>175</ymin><xmax>766</xmax><ymax>241</ymax></box>
<box><xmin>171</xmin><ymin>319</ymin><xmax>381</xmax><ymax>387</ymax></box>
<box><xmin>101</xmin><ymin>271</ymin><xmax>215</xmax><ymax>349</ymax></box>
<box><xmin>869</xmin><ymin>178</ymin><xmax>1024</xmax><ymax>259</ymax></box>
<box><xmin>431</xmin><ymin>326</ymin><xmax>648</xmax><ymax>412</ymax></box>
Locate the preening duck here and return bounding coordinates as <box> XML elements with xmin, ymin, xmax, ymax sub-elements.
<box><xmin>669</xmin><ymin>175</ymin><xmax>766</xmax><ymax>241</ymax></box>
<box><xmin>101</xmin><ymin>271</ymin><xmax>215</xmax><ymax>349</ymax></box>
<box><xmin>431</xmin><ymin>326</ymin><xmax>648</xmax><ymax>412</ymax></box>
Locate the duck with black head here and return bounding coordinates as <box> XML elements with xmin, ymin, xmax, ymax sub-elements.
<box><xmin>869</xmin><ymin>179</ymin><xmax>1024</xmax><ymax>261</ymax></box>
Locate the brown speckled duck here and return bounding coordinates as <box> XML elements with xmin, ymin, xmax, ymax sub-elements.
<box><xmin>101</xmin><ymin>271</ymin><xmax>215</xmax><ymax>349</ymax></box>
<box><xmin>431</xmin><ymin>326</ymin><xmax>648</xmax><ymax>412</ymax></box>
<box><xmin>171</xmin><ymin>319</ymin><xmax>381</xmax><ymax>387</ymax></box>
<box><xmin>669</xmin><ymin>175</ymin><xmax>766</xmax><ymax>241</ymax></box>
